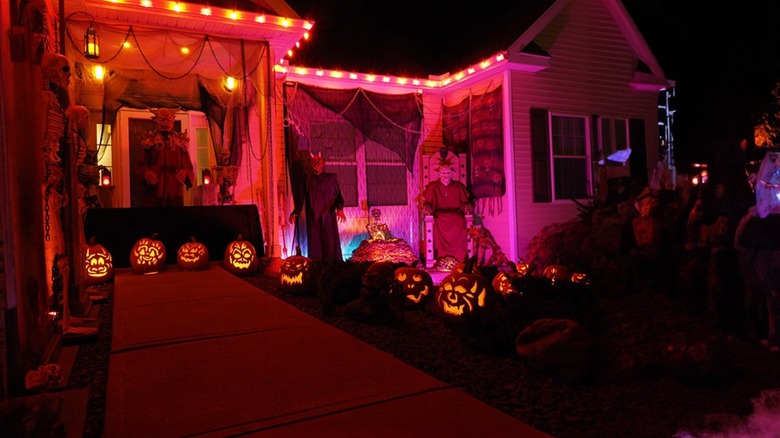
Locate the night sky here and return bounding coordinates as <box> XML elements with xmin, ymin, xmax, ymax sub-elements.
<box><xmin>283</xmin><ymin>0</ymin><xmax>780</xmax><ymax>168</ymax></box>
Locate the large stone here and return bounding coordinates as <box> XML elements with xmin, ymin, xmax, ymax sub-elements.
<box><xmin>515</xmin><ymin>318</ymin><xmax>595</xmax><ymax>382</ymax></box>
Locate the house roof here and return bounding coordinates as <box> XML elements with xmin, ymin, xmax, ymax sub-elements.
<box><xmin>285</xmin><ymin>0</ymin><xmax>668</xmax><ymax>86</ymax></box>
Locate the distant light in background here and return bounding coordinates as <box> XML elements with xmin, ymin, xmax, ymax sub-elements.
<box><xmin>93</xmin><ymin>65</ymin><xmax>105</xmax><ymax>80</ymax></box>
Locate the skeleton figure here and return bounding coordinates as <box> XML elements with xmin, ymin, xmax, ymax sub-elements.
<box><xmin>65</xmin><ymin>105</ymin><xmax>89</xmax><ymax>166</ymax></box>
<box><xmin>41</xmin><ymin>53</ymin><xmax>70</xmax><ymax>90</ymax></box>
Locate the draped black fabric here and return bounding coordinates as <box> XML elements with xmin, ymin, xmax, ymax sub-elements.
<box><xmin>289</xmin><ymin>84</ymin><xmax>423</xmax><ymax>172</ymax></box>
<box><xmin>442</xmin><ymin>86</ymin><xmax>505</xmax><ymax>203</ymax></box>
<box><xmin>442</xmin><ymin>97</ymin><xmax>470</xmax><ymax>155</ymax></box>
<box><xmin>470</xmin><ymin>86</ymin><xmax>505</xmax><ymax>199</ymax></box>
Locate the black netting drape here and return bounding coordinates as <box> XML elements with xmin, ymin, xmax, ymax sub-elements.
<box><xmin>286</xmin><ymin>83</ymin><xmax>422</xmax><ymax>172</ymax></box>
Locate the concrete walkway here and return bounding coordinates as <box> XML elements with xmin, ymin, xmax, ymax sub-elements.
<box><xmin>104</xmin><ymin>266</ymin><xmax>551</xmax><ymax>437</ymax></box>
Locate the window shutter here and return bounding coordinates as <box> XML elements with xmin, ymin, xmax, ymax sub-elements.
<box><xmin>530</xmin><ymin>108</ymin><xmax>551</xmax><ymax>202</ymax></box>
<box><xmin>629</xmin><ymin>119</ymin><xmax>647</xmax><ymax>184</ymax></box>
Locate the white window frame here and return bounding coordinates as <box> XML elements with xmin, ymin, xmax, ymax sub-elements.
<box><xmin>549</xmin><ymin>112</ymin><xmax>593</xmax><ymax>201</ymax></box>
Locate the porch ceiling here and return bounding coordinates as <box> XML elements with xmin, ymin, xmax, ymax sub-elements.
<box><xmin>63</xmin><ymin>0</ymin><xmax>310</xmax><ymax>58</ymax></box>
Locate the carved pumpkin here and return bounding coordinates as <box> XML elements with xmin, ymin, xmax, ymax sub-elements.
<box><xmin>492</xmin><ymin>271</ymin><xmax>520</xmax><ymax>296</ymax></box>
<box><xmin>571</xmin><ymin>272</ymin><xmax>591</xmax><ymax>287</ymax></box>
<box><xmin>223</xmin><ymin>234</ymin><xmax>258</xmax><ymax>276</ymax></box>
<box><xmin>83</xmin><ymin>237</ymin><xmax>113</xmax><ymax>285</ymax></box>
<box><xmin>394</xmin><ymin>266</ymin><xmax>434</xmax><ymax>310</ymax></box>
<box><xmin>130</xmin><ymin>233</ymin><xmax>166</xmax><ymax>274</ymax></box>
<box><xmin>177</xmin><ymin>236</ymin><xmax>209</xmax><ymax>270</ymax></box>
<box><xmin>279</xmin><ymin>254</ymin><xmax>317</xmax><ymax>295</ymax></box>
<box><xmin>515</xmin><ymin>259</ymin><xmax>534</xmax><ymax>278</ymax></box>
<box><xmin>543</xmin><ymin>263</ymin><xmax>570</xmax><ymax>285</ymax></box>
<box><xmin>434</xmin><ymin>257</ymin><xmax>496</xmax><ymax>321</ymax></box>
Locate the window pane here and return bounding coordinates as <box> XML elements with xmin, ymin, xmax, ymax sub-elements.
<box><xmin>554</xmin><ymin>157</ymin><xmax>588</xmax><ymax>199</ymax></box>
<box><xmin>601</xmin><ymin>118</ymin><xmax>614</xmax><ymax>156</ymax></box>
<box><xmin>551</xmin><ymin>116</ymin><xmax>586</xmax><ymax>156</ymax></box>
<box><xmin>96</xmin><ymin>124</ymin><xmax>112</xmax><ymax>171</ymax></box>
<box><xmin>366</xmin><ymin>165</ymin><xmax>407</xmax><ymax>206</ymax></box>
<box><xmin>614</xmin><ymin>119</ymin><xmax>628</xmax><ymax>150</ymax></box>
<box><xmin>327</xmin><ymin>164</ymin><xmax>358</xmax><ymax>207</ymax></box>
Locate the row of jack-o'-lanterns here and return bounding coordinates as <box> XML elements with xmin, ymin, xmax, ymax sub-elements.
<box><xmin>277</xmin><ymin>255</ymin><xmax>591</xmax><ymax>323</ymax></box>
<box><xmin>83</xmin><ymin>234</ymin><xmax>260</xmax><ymax>284</ymax></box>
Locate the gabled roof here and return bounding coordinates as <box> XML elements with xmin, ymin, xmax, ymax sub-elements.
<box><xmin>286</xmin><ymin>0</ymin><xmax>670</xmax><ymax>89</ymax></box>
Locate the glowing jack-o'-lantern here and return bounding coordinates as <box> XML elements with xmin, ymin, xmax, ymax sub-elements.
<box><xmin>434</xmin><ymin>257</ymin><xmax>495</xmax><ymax>321</ymax></box>
<box><xmin>279</xmin><ymin>254</ymin><xmax>317</xmax><ymax>295</ymax></box>
<box><xmin>177</xmin><ymin>237</ymin><xmax>209</xmax><ymax>270</ymax></box>
<box><xmin>223</xmin><ymin>234</ymin><xmax>258</xmax><ymax>276</ymax></box>
<box><xmin>130</xmin><ymin>233</ymin><xmax>166</xmax><ymax>274</ymax></box>
<box><xmin>492</xmin><ymin>271</ymin><xmax>519</xmax><ymax>296</ymax></box>
<box><xmin>83</xmin><ymin>237</ymin><xmax>113</xmax><ymax>285</ymax></box>
<box><xmin>394</xmin><ymin>266</ymin><xmax>434</xmax><ymax>310</ymax></box>
<box><xmin>543</xmin><ymin>263</ymin><xmax>570</xmax><ymax>285</ymax></box>
<box><xmin>571</xmin><ymin>272</ymin><xmax>591</xmax><ymax>287</ymax></box>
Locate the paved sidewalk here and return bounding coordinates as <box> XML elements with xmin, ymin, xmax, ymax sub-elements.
<box><xmin>104</xmin><ymin>266</ymin><xmax>550</xmax><ymax>437</ymax></box>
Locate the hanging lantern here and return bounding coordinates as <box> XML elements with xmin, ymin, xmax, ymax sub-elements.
<box><xmin>84</xmin><ymin>22</ymin><xmax>100</xmax><ymax>59</ymax></box>
<box><xmin>223</xmin><ymin>234</ymin><xmax>258</xmax><ymax>276</ymax></box>
<box><xmin>83</xmin><ymin>236</ymin><xmax>113</xmax><ymax>286</ymax></box>
<box><xmin>177</xmin><ymin>236</ymin><xmax>210</xmax><ymax>270</ymax></box>
<box><xmin>100</xmin><ymin>167</ymin><xmax>111</xmax><ymax>186</ymax></box>
<box><xmin>202</xmin><ymin>168</ymin><xmax>212</xmax><ymax>185</ymax></box>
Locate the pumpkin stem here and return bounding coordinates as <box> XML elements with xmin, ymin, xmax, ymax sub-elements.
<box><xmin>236</xmin><ymin>234</ymin><xmax>244</xmax><ymax>241</ymax></box>
<box><xmin>295</xmin><ymin>245</ymin><xmax>301</xmax><ymax>256</ymax></box>
<box><xmin>88</xmin><ymin>235</ymin><xmax>96</xmax><ymax>245</ymax></box>
<box><xmin>190</xmin><ymin>236</ymin><xmax>197</xmax><ymax>242</ymax></box>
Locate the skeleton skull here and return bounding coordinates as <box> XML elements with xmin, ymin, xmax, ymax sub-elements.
<box><xmin>65</xmin><ymin>105</ymin><xmax>89</xmax><ymax>132</ymax></box>
<box><xmin>42</xmin><ymin>53</ymin><xmax>71</xmax><ymax>89</ymax></box>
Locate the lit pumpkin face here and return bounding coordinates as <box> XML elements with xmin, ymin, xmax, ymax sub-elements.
<box><xmin>395</xmin><ymin>266</ymin><xmax>434</xmax><ymax>310</ymax></box>
<box><xmin>543</xmin><ymin>264</ymin><xmax>570</xmax><ymax>285</ymax></box>
<box><xmin>571</xmin><ymin>272</ymin><xmax>591</xmax><ymax>287</ymax></box>
<box><xmin>130</xmin><ymin>235</ymin><xmax>166</xmax><ymax>274</ymax></box>
<box><xmin>492</xmin><ymin>271</ymin><xmax>520</xmax><ymax>296</ymax></box>
<box><xmin>280</xmin><ymin>255</ymin><xmax>316</xmax><ymax>295</ymax></box>
<box><xmin>434</xmin><ymin>272</ymin><xmax>494</xmax><ymax>320</ymax></box>
<box><xmin>177</xmin><ymin>237</ymin><xmax>209</xmax><ymax>270</ymax></box>
<box><xmin>223</xmin><ymin>235</ymin><xmax>258</xmax><ymax>276</ymax></box>
<box><xmin>516</xmin><ymin>260</ymin><xmax>534</xmax><ymax>277</ymax></box>
<box><xmin>84</xmin><ymin>242</ymin><xmax>113</xmax><ymax>285</ymax></box>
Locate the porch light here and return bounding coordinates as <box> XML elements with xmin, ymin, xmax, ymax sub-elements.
<box><xmin>224</xmin><ymin>76</ymin><xmax>237</xmax><ymax>92</ymax></box>
<box><xmin>84</xmin><ymin>22</ymin><xmax>100</xmax><ymax>59</ymax></box>
<box><xmin>202</xmin><ymin>169</ymin><xmax>212</xmax><ymax>185</ymax></box>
